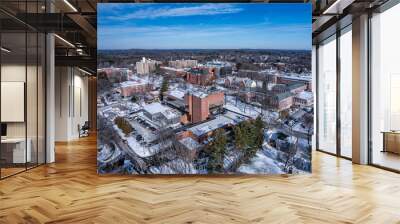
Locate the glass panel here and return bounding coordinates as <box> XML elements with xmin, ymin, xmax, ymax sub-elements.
<box><xmin>0</xmin><ymin>0</ymin><xmax>46</xmax><ymax>178</ymax></box>
<box><xmin>1</xmin><ymin>30</ymin><xmax>28</xmax><ymax>177</ymax></box>
<box><xmin>339</xmin><ymin>27</ymin><xmax>352</xmax><ymax>158</ymax></box>
<box><xmin>371</xmin><ymin>3</ymin><xmax>400</xmax><ymax>171</ymax></box>
<box><xmin>317</xmin><ymin>35</ymin><xmax>337</xmax><ymax>154</ymax></box>
<box><xmin>27</xmin><ymin>31</ymin><xmax>38</xmax><ymax>169</ymax></box>
<box><xmin>38</xmin><ymin>32</ymin><xmax>45</xmax><ymax>165</ymax></box>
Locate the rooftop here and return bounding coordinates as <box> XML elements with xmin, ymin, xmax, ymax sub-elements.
<box><xmin>205</xmin><ymin>61</ymin><xmax>232</xmax><ymax>67</ymax></box>
<box><xmin>120</xmin><ymin>78</ymin><xmax>148</xmax><ymax>88</ymax></box>
<box><xmin>274</xmin><ymin>92</ymin><xmax>293</xmax><ymax>101</ymax></box>
<box><xmin>143</xmin><ymin>102</ymin><xmax>170</xmax><ymax>115</ymax></box>
<box><xmin>296</xmin><ymin>91</ymin><xmax>313</xmax><ymax>101</ymax></box>
<box><xmin>288</xmin><ymin>83</ymin><xmax>306</xmax><ymax>90</ymax></box>
<box><xmin>160</xmin><ymin>66</ymin><xmax>185</xmax><ymax>72</ymax></box>
<box><xmin>143</xmin><ymin>102</ymin><xmax>181</xmax><ymax>120</ymax></box>
<box><xmin>179</xmin><ymin>137</ymin><xmax>201</xmax><ymax>151</ymax></box>
<box><xmin>188</xmin><ymin>67</ymin><xmax>209</xmax><ymax>75</ymax></box>
<box><xmin>187</xmin><ymin>110</ymin><xmax>250</xmax><ymax>135</ymax></box>
<box><xmin>279</xmin><ymin>74</ymin><xmax>312</xmax><ymax>82</ymax></box>
<box><xmin>167</xmin><ymin>89</ymin><xmax>186</xmax><ymax>100</ymax></box>
<box><xmin>188</xmin><ymin>115</ymin><xmax>235</xmax><ymax>137</ymax></box>
<box><xmin>187</xmin><ymin>87</ymin><xmax>223</xmax><ymax>99</ymax></box>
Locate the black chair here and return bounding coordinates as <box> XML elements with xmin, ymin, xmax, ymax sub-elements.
<box><xmin>79</xmin><ymin>121</ymin><xmax>90</xmax><ymax>138</ymax></box>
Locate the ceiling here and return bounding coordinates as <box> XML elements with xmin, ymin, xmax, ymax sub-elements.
<box><xmin>3</xmin><ymin>0</ymin><xmax>393</xmax><ymax>70</ymax></box>
<box><xmin>0</xmin><ymin>0</ymin><xmax>97</xmax><ymax>73</ymax></box>
<box><xmin>312</xmin><ymin>0</ymin><xmax>391</xmax><ymax>43</ymax></box>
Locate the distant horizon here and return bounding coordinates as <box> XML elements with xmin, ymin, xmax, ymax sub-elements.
<box><xmin>98</xmin><ymin>3</ymin><xmax>311</xmax><ymax>50</ymax></box>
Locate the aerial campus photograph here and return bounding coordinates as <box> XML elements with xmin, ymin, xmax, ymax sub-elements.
<box><xmin>97</xmin><ymin>3</ymin><xmax>313</xmax><ymax>175</ymax></box>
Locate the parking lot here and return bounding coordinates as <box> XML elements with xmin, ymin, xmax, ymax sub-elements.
<box><xmin>128</xmin><ymin>115</ymin><xmax>158</xmax><ymax>146</ymax></box>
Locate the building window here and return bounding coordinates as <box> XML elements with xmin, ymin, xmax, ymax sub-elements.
<box><xmin>339</xmin><ymin>26</ymin><xmax>352</xmax><ymax>158</ymax></box>
<box><xmin>370</xmin><ymin>2</ymin><xmax>400</xmax><ymax>171</ymax></box>
<box><xmin>317</xmin><ymin>35</ymin><xmax>337</xmax><ymax>154</ymax></box>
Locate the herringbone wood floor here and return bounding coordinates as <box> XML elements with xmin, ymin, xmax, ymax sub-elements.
<box><xmin>1</xmin><ymin>134</ymin><xmax>400</xmax><ymax>224</ymax></box>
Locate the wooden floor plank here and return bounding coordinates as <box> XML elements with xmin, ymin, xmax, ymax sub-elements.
<box><xmin>0</xmin><ymin>134</ymin><xmax>400</xmax><ymax>223</ymax></box>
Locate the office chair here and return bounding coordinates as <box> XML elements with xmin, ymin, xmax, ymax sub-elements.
<box><xmin>79</xmin><ymin>121</ymin><xmax>90</xmax><ymax>138</ymax></box>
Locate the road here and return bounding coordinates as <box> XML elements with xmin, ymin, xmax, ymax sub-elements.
<box><xmin>100</xmin><ymin>117</ymin><xmax>150</xmax><ymax>174</ymax></box>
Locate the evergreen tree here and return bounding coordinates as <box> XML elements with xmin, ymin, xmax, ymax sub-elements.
<box><xmin>254</xmin><ymin>116</ymin><xmax>265</xmax><ymax>147</ymax></box>
<box><xmin>233</xmin><ymin>125</ymin><xmax>245</xmax><ymax>149</ymax></box>
<box><xmin>131</xmin><ymin>95</ymin><xmax>139</xmax><ymax>103</ymax></box>
<box><xmin>233</xmin><ymin>117</ymin><xmax>265</xmax><ymax>163</ymax></box>
<box><xmin>207</xmin><ymin>129</ymin><xmax>227</xmax><ymax>173</ymax></box>
<box><xmin>160</xmin><ymin>78</ymin><xmax>169</xmax><ymax>101</ymax></box>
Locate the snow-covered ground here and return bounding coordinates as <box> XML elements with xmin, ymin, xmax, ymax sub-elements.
<box><xmin>224</xmin><ymin>102</ymin><xmax>261</xmax><ymax>119</ymax></box>
<box><xmin>129</xmin><ymin>118</ymin><xmax>157</xmax><ymax>142</ymax></box>
<box><xmin>98</xmin><ymin>142</ymin><xmax>122</xmax><ymax>163</ymax></box>
<box><xmin>149</xmin><ymin>159</ymin><xmax>197</xmax><ymax>174</ymax></box>
<box><xmin>238</xmin><ymin>151</ymin><xmax>284</xmax><ymax>174</ymax></box>
<box><xmin>224</xmin><ymin>95</ymin><xmax>278</xmax><ymax>122</ymax></box>
<box><xmin>126</xmin><ymin>136</ymin><xmax>158</xmax><ymax>158</ymax></box>
<box><xmin>113</xmin><ymin>124</ymin><xmax>158</xmax><ymax>158</ymax></box>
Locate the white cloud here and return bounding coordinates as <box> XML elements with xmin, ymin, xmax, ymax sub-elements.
<box><xmin>106</xmin><ymin>4</ymin><xmax>243</xmax><ymax>20</ymax></box>
<box><xmin>98</xmin><ymin>23</ymin><xmax>310</xmax><ymax>38</ymax></box>
<box><xmin>98</xmin><ymin>23</ymin><xmax>311</xmax><ymax>50</ymax></box>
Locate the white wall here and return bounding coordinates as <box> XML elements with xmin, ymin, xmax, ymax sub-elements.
<box><xmin>1</xmin><ymin>63</ymin><xmax>46</xmax><ymax>164</ymax></box>
<box><xmin>54</xmin><ymin>67</ymin><xmax>89</xmax><ymax>141</ymax></box>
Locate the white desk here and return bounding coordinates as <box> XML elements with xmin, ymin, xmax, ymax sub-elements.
<box><xmin>1</xmin><ymin>138</ymin><xmax>31</xmax><ymax>163</ymax></box>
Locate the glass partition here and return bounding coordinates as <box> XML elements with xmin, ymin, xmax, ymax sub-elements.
<box><xmin>0</xmin><ymin>1</ymin><xmax>46</xmax><ymax>179</ymax></box>
<box><xmin>38</xmin><ymin>32</ymin><xmax>46</xmax><ymax>165</ymax></box>
<box><xmin>27</xmin><ymin>31</ymin><xmax>38</xmax><ymax>169</ymax></box>
<box><xmin>370</xmin><ymin>3</ymin><xmax>400</xmax><ymax>171</ymax></box>
<box><xmin>1</xmin><ymin>30</ymin><xmax>28</xmax><ymax>177</ymax></box>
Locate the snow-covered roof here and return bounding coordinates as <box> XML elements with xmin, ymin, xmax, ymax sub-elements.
<box><xmin>143</xmin><ymin>102</ymin><xmax>181</xmax><ymax>120</ymax></box>
<box><xmin>179</xmin><ymin>137</ymin><xmax>201</xmax><ymax>151</ymax></box>
<box><xmin>223</xmin><ymin>111</ymin><xmax>247</xmax><ymax>123</ymax></box>
<box><xmin>295</xmin><ymin>91</ymin><xmax>313</xmax><ymax>101</ymax></box>
<box><xmin>167</xmin><ymin>89</ymin><xmax>186</xmax><ymax>99</ymax></box>
<box><xmin>143</xmin><ymin>102</ymin><xmax>169</xmax><ymax>115</ymax></box>
<box><xmin>205</xmin><ymin>60</ymin><xmax>231</xmax><ymax>67</ymax></box>
<box><xmin>120</xmin><ymin>78</ymin><xmax>148</xmax><ymax>88</ymax></box>
<box><xmin>188</xmin><ymin>115</ymin><xmax>235</xmax><ymax>137</ymax></box>
<box><xmin>279</xmin><ymin>74</ymin><xmax>311</xmax><ymax>82</ymax></box>
<box><xmin>162</xmin><ymin>109</ymin><xmax>180</xmax><ymax>120</ymax></box>
<box><xmin>187</xmin><ymin>88</ymin><xmax>208</xmax><ymax>98</ymax></box>
<box><xmin>160</xmin><ymin>66</ymin><xmax>185</xmax><ymax>72</ymax></box>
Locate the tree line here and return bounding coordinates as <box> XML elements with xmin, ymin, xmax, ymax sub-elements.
<box><xmin>205</xmin><ymin>116</ymin><xmax>265</xmax><ymax>173</ymax></box>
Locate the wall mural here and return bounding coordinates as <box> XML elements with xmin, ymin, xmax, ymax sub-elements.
<box><xmin>97</xmin><ymin>3</ymin><xmax>313</xmax><ymax>175</ymax></box>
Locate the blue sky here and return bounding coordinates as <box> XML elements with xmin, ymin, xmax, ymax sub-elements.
<box><xmin>98</xmin><ymin>3</ymin><xmax>311</xmax><ymax>50</ymax></box>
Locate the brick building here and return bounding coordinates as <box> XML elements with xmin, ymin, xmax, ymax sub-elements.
<box><xmin>186</xmin><ymin>67</ymin><xmax>215</xmax><ymax>86</ymax></box>
<box><xmin>294</xmin><ymin>91</ymin><xmax>313</xmax><ymax>106</ymax></box>
<box><xmin>120</xmin><ymin>79</ymin><xmax>152</xmax><ymax>97</ymax></box>
<box><xmin>184</xmin><ymin>91</ymin><xmax>224</xmax><ymax>123</ymax></box>
<box><xmin>168</xmin><ymin>59</ymin><xmax>198</xmax><ymax>69</ymax></box>
<box><xmin>268</xmin><ymin>92</ymin><xmax>294</xmax><ymax>111</ymax></box>
<box><xmin>100</xmin><ymin>68</ymin><xmax>130</xmax><ymax>83</ymax></box>
<box><xmin>276</xmin><ymin>75</ymin><xmax>312</xmax><ymax>90</ymax></box>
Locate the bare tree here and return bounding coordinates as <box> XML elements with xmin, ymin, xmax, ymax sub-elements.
<box><xmin>303</xmin><ymin>113</ymin><xmax>314</xmax><ymax>145</ymax></box>
<box><xmin>284</xmin><ymin>138</ymin><xmax>298</xmax><ymax>174</ymax></box>
<box><xmin>150</xmin><ymin>120</ymin><xmax>196</xmax><ymax>174</ymax></box>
